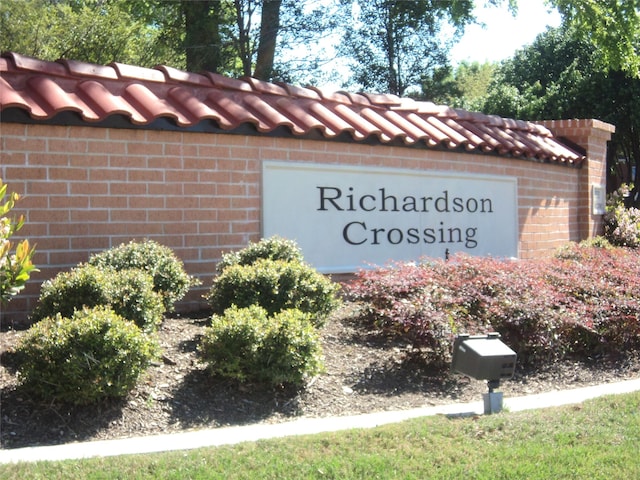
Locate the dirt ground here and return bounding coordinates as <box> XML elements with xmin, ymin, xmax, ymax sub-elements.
<box><xmin>2</xmin><ymin>306</ymin><xmax>640</xmax><ymax>449</ymax></box>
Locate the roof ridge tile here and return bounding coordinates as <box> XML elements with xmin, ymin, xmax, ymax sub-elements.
<box><xmin>390</xmin><ymin>97</ymin><xmax>419</xmax><ymax>111</ymax></box>
<box><xmin>416</xmin><ymin>102</ymin><xmax>456</xmax><ymax>117</ymax></box>
<box><xmin>306</xmin><ymin>86</ymin><xmax>351</xmax><ymax>105</ymax></box>
<box><xmin>110</xmin><ymin>62</ymin><xmax>166</xmax><ymax>83</ymax></box>
<box><xmin>362</xmin><ymin>92</ymin><xmax>401</xmax><ymax>106</ymax></box>
<box><xmin>276</xmin><ymin>82</ymin><xmax>322</xmax><ymax>101</ymax></box>
<box><xmin>245</xmin><ymin>76</ymin><xmax>288</xmax><ymax>96</ymax></box>
<box><xmin>155</xmin><ymin>65</ymin><xmax>212</xmax><ymax>86</ymax></box>
<box><xmin>4</xmin><ymin>51</ymin><xmax>68</xmax><ymax>77</ymax></box>
<box><xmin>56</xmin><ymin>59</ymin><xmax>118</xmax><ymax>80</ymax></box>
<box><xmin>206</xmin><ymin>72</ymin><xmax>253</xmax><ymax>92</ymax></box>
<box><xmin>342</xmin><ymin>92</ymin><xmax>372</xmax><ymax>107</ymax></box>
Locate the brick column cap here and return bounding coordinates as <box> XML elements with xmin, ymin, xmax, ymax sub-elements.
<box><xmin>537</xmin><ymin>118</ymin><xmax>616</xmax><ymax>135</ymax></box>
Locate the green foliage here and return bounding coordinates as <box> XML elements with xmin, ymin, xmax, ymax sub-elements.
<box><xmin>420</xmin><ymin>61</ymin><xmax>497</xmax><ymax>110</ymax></box>
<box><xmin>207</xmin><ymin>258</ymin><xmax>341</xmax><ymax>327</ymax></box>
<box><xmin>88</xmin><ymin>239</ymin><xmax>198</xmax><ymax>311</ymax></box>
<box><xmin>577</xmin><ymin>235</ymin><xmax>613</xmax><ymax>250</ymax></box>
<box><xmin>199</xmin><ymin>305</ymin><xmax>323</xmax><ymax>386</ymax></box>
<box><xmin>604</xmin><ymin>183</ymin><xmax>640</xmax><ymax>247</ymax></box>
<box><xmin>0</xmin><ymin>0</ymin><xmax>183</xmax><ymax>67</ymax></box>
<box><xmin>347</xmin><ymin>245</ymin><xmax>640</xmax><ymax>368</ymax></box>
<box><xmin>482</xmin><ymin>26</ymin><xmax>597</xmax><ymax>120</ymax></box>
<box><xmin>0</xmin><ymin>178</ymin><xmax>37</xmax><ymax>304</ymax></box>
<box><xmin>551</xmin><ymin>0</ymin><xmax>640</xmax><ymax>77</ymax></box>
<box><xmin>216</xmin><ymin>236</ymin><xmax>304</xmax><ymax>273</ymax></box>
<box><xmin>480</xmin><ymin>25</ymin><xmax>640</xmax><ymax>189</ymax></box>
<box><xmin>203</xmin><ymin>237</ymin><xmax>334</xmax><ymax>385</ymax></box>
<box><xmin>15</xmin><ymin>306</ymin><xmax>158</xmax><ymax>405</ymax></box>
<box><xmin>31</xmin><ymin>264</ymin><xmax>164</xmax><ymax>332</ymax></box>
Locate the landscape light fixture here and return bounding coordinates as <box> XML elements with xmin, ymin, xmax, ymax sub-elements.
<box><xmin>451</xmin><ymin>333</ymin><xmax>517</xmax><ymax>414</ymax></box>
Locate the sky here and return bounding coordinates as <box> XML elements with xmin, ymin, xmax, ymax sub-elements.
<box><xmin>450</xmin><ymin>0</ymin><xmax>563</xmax><ymax>64</ymax></box>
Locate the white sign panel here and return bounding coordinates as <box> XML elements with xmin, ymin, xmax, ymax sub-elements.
<box><xmin>263</xmin><ymin>161</ymin><xmax>518</xmax><ymax>273</ymax></box>
<box><xmin>592</xmin><ymin>185</ymin><xmax>606</xmax><ymax>215</ymax></box>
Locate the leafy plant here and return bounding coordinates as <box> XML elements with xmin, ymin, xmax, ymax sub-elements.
<box><xmin>0</xmin><ymin>178</ymin><xmax>37</xmax><ymax>304</ymax></box>
<box><xmin>15</xmin><ymin>306</ymin><xmax>159</xmax><ymax>405</ymax></box>
<box><xmin>199</xmin><ymin>305</ymin><xmax>323</xmax><ymax>386</ymax></box>
<box><xmin>346</xmin><ymin>245</ymin><xmax>640</xmax><ymax>368</ymax></box>
<box><xmin>207</xmin><ymin>258</ymin><xmax>341</xmax><ymax>327</ymax></box>
<box><xmin>216</xmin><ymin>236</ymin><xmax>305</xmax><ymax>273</ymax></box>
<box><xmin>88</xmin><ymin>239</ymin><xmax>199</xmax><ymax>311</ymax></box>
<box><xmin>31</xmin><ymin>264</ymin><xmax>164</xmax><ymax>331</ymax></box>
<box><xmin>604</xmin><ymin>184</ymin><xmax>640</xmax><ymax>247</ymax></box>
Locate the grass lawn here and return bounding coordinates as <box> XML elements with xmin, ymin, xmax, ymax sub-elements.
<box><xmin>2</xmin><ymin>390</ymin><xmax>639</xmax><ymax>479</ymax></box>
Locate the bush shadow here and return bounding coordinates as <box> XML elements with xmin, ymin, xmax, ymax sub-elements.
<box><xmin>338</xmin><ymin>315</ymin><xmax>413</xmax><ymax>351</ymax></box>
<box><xmin>167</xmin><ymin>368</ymin><xmax>303</xmax><ymax>429</ymax></box>
<box><xmin>348</xmin><ymin>356</ymin><xmax>471</xmax><ymax>400</ymax></box>
<box><xmin>1</xmin><ymin>386</ymin><xmax>130</xmax><ymax>449</ymax></box>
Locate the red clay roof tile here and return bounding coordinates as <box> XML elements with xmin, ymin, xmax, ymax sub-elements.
<box><xmin>27</xmin><ymin>76</ymin><xmax>85</xmax><ymax>118</ymax></box>
<box><xmin>0</xmin><ymin>52</ymin><xmax>585</xmax><ymax>165</ymax></box>
<box><xmin>405</xmin><ymin>112</ymin><xmax>453</xmax><ymax>147</ymax></box>
<box><xmin>382</xmin><ymin>110</ymin><xmax>426</xmax><ymax>145</ymax></box>
<box><xmin>245</xmin><ymin>93</ymin><xmax>297</xmax><ymax>132</ymax></box>
<box><xmin>276</xmin><ymin>98</ymin><xmax>326</xmax><ymax>132</ymax></box>
<box><xmin>307</xmin><ymin>101</ymin><xmax>353</xmax><ymax>137</ymax></box>
<box><xmin>7</xmin><ymin>52</ymin><xmax>67</xmax><ymax>76</ymax></box>
<box><xmin>333</xmin><ymin>103</ymin><xmax>383</xmax><ymax>140</ymax></box>
<box><xmin>361</xmin><ymin>107</ymin><xmax>407</xmax><ymax>140</ymax></box>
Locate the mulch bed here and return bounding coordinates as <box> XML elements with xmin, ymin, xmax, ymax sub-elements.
<box><xmin>2</xmin><ymin>306</ymin><xmax>640</xmax><ymax>449</ymax></box>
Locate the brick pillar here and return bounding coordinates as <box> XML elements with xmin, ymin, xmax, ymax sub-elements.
<box><xmin>538</xmin><ymin>119</ymin><xmax>615</xmax><ymax>240</ymax></box>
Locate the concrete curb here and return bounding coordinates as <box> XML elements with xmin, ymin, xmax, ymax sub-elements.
<box><xmin>2</xmin><ymin>377</ymin><xmax>640</xmax><ymax>464</ymax></box>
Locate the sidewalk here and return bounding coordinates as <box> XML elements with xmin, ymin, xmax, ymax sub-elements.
<box><xmin>2</xmin><ymin>377</ymin><xmax>640</xmax><ymax>464</ymax></box>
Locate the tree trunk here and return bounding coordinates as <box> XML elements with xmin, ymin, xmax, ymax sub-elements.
<box><xmin>182</xmin><ymin>0</ymin><xmax>221</xmax><ymax>73</ymax></box>
<box><xmin>253</xmin><ymin>0</ymin><xmax>282</xmax><ymax>80</ymax></box>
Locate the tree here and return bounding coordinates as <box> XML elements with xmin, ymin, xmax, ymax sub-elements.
<box><xmin>0</xmin><ymin>0</ymin><xmax>294</xmax><ymax>80</ymax></box>
<box><xmin>481</xmin><ymin>26</ymin><xmax>640</xmax><ymax>193</ymax></box>
<box><xmin>337</xmin><ymin>0</ymin><xmax>476</xmax><ymax>95</ymax></box>
<box><xmin>228</xmin><ymin>0</ymin><xmax>335</xmax><ymax>81</ymax></box>
<box><xmin>0</xmin><ymin>0</ymin><xmax>182</xmax><ymax>67</ymax></box>
<box><xmin>550</xmin><ymin>0</ymin><xmax>640</xmax><ymax>77</ymax></box>
<box><xmin>181</xmin><ymin>0</ymin><xmax>224</xmax><ymax>73</ymax></box>
<box><xmin>0</xmin><ymin>0</ymin><xmax>510</xmax><ymax>87</ymax></box>
<box><xmin>254</xmin><ymin>0</ymin><xmax>282</xmax><ymax>79</ymax></box>
<box><xmin>420</xmin><ymin>61</ymin><xmax>497</xmax><ymax>110</ymax></box>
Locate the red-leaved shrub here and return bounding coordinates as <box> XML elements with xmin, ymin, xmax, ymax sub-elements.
<box><xmin>345</xmin><ymin>243</ymin><xmax>640</xmax><ymax>368</ymax></box>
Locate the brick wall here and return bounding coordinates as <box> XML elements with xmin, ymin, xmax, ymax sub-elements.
<box><xmin>0</xmin><ymin>120</ymin><xmax>613</xmax><ymax>324</ymax></box>
<box><xmin>540</xmin><ymin>119</ymin><xmax>615</xmax><ymax>239</ymax></box>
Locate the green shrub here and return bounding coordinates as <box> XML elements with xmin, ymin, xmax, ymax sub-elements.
<box><xmin>88</xmin><ymin>239</ymin><xmax>198</xmax><ymax>311</ymax></box>
<box><xmin>15</xmin><ymin>306</ymin><xmax>159</xmax><ymax>405</ymax></box>
<box><xmin>199</xmin><ymin>305</ymin><xmax>323</xmax><ymax>386</ymax></box>
<box><xmin>31</xmin><ymin>264</ymin><xmax>164</xmax><ymax>331</ymax></box>
<box><xmin>206</xmin><ymin>258</ymin><xmax>341</xmax><ymax>327</ymax></box>
<box><xmin>216</xmin><ymin>236</ymin><xmax>304</xmax><ymax>273</ymax></box>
